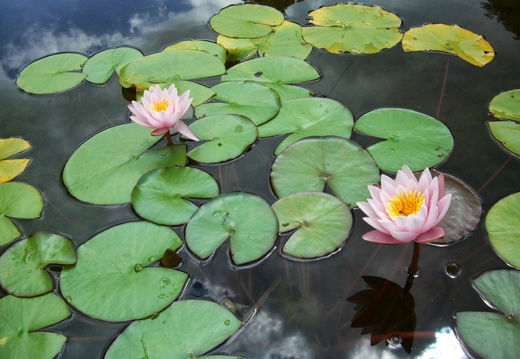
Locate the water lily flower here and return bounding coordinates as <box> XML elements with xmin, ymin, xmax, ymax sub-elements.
<box><xmin>357</xmin><ymin>165</ymin><xmax>451</xmax><ymax>244</ymax></box>
<box><xmin>128</xmin><ymin>84</ymin><xmax>199</xmax><ymax>141</ymax></box>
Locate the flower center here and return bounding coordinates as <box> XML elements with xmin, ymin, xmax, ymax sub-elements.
<box><xmin>150</xmin><ymin>99</ymin><xmax>171</xmax><ymax>112</ymax></box>
<box><xmin>386</xmin><ymin>190</ymin><xmax>425</xmax><ymax>217</ymax></box>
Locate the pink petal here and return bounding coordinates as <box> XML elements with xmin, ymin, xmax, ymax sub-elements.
<box><xmin>173</xmin><ymin>121</ymin><xmax>199</xmax><ymax>141</ymax></box>
<box><xmin>435</xmin><ymin>194</ymin><xmax>452</xmax><ymax>223</ymax></box>
<box><xmin>363</xmin><ymin>217</ymin><xmax>391</xmax><ymax>235</ymax></box>
<box><xmin>151</xmin><ymin>128</ymin><xmax>169</xmax><ymax>136</ymax></box>
<box><xmin>388</xmin><ymin>230</ymin><xmax>417</xmax><ymax>242</ymax></box>
<box><xmin>357</xmin><ymin>201</ymin><xmax>378</xmax><ymax>218</ymax></box>
<box><xmin>414</xmin><ymin>227</ymin><xmax>445</xmax><ymax>243</ymax></box>
<box><xmin>362</xmin><ymin>230</ymin><xmax>404</xmax><ymax>244</ymax></box>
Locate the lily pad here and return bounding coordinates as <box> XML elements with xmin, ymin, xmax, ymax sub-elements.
<box><xmin>272</xmin><ymin>192</ymin><xmax>352</xmax><ymax>259</ymax></box>
<box><xmin>164</xmin><ymin>40</ymin><xmax>227</xmax><ymax>64</ymax></box>
<box><xmin>0</xmin><ymin>138</ymin><xmax>31</xmax><ymax>183</ymax></box>
<box><xmin>0</xmin><ymin>293</ymin><xmax>70</xmax><ymax>359</ymax></box>
<box><xmin>301</xmin><ymin>4</ymin><xmax>403</xmax><ymax>54</ymax></box>
<box><xmin>486</xmin><ymin>192</ymin><xmax>520</xmax><ymax>269</ymax></box>
<box><xmin>210</xmin><ymin>4</ymin><xmax>284</xmax><ymax>39</ymax></box>
<box><xmin>60</xmin><ymin>221</ymin><xmax>188</xmax><ymax>322</ymax></box>
<box><xmin>131</xmin><ymin>166</ymin><xmax>219</xmax><ymax>226</ymax></box>
<box><xmin>16</xmin><ymin>52</ymin><xmax>88</xmax><ymax>94</ymax></box>
<box><xmin>82</xmin><ymin>47</ymin><xmax>143</xmax><ymax>84</ymax></box>
<box><xmin>63</xmin><ymin>123</ymin><xmax>186</xmax><ymax>205</ymax></box>
<box><xmin>187</xmin><ymin>114</ymin><xmax>258</xmax><ymax>163</ymax></box>
<box><xmin>354</xmin><ymin>108</ymin><xmax>454</xmax><ymax>172</ymax></box>
<box><xmin>195</xmin><ymin>81</ymin><xmax>281</xmax><ymax>126</ymax></box>
<box><xmin>488</xmin><ymin>121</ymin><xmax>520</xmax><ymax>157</ymax></box>
<box><xmin>456</xmin><ymin>270</ymin><xmax>520</xmax><ymax>359</ymax></box>
<box><xmin>185</xmin><ymin>192</ymin><xmax>278</xmax><ymax>265</ymax></box>
<box><xmin>0</xmin><ymin>232</ymin><xmax>76</xmax><ymax>297</ymax></box>
<box><xmin>216</xmin><ymin>35</ymin><xmax>258</xmax><ymax>62</ymax></box>
<box><xmin>119</xmin><ymin>49</ymin><xmax>226</xmax><ymax>89</ymax></box>
<box><xmin>257</xmin><ymin>97</ymin><xmax>354</xmax><ymax>155</ymax></box>
<box><xmin>270</xmin><ymin>137</ymin><xmax>380</xmax><ymax>207</ymax></box>
<box><xmin>402</xmin><ymin>24</ymin><xmax>495</xmax><ymax>67</ymax></box>
<box><xmin>0</xmin><ymin>182</ymin><xmax>43</xmax><ymax>246</ymax></box>
<box><xmin>105</xmin><ymin>300</ymin><xmax>241</xmax><ymax>358</ymax></box>
<box><xmin>489</xmin><ymin>89</ymin><xmax>520</xmax><ymax>121</ymax></box>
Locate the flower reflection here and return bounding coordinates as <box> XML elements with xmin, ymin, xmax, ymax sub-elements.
<box><xmin>357</xmin><ymin>165</ymin><xmax>451</xmax><ymax>244</ymax></box>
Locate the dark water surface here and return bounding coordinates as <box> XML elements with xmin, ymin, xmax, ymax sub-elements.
<box><xmin>1</xmin><ymin>0</ymin><xmax>520</xmax><ymax>358</ymax></box>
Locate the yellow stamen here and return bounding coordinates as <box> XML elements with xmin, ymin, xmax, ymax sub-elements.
<box><xmin>386</xmin><ymin>190</ymin><xmax>425</xmax><ymax>217</ymax></box>
<box><xmin>150</xmin><ymin>99</ymin><xmax>171</xmax><ymax>112</ymax></box>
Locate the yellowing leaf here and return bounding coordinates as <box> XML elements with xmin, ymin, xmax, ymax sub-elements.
<box><xmin>0</xmin><ymin>138</ymin><xmax>31</xmax><ymax>183</ymax></box>
<box><xmin>402</xmin><ymin>24</ymin><xmax>494</xmax><ymax>67</ymax></box>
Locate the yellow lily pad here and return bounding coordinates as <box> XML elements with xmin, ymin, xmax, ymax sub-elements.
<box><xmin>0</xmin><ymin>138</ymin><xmax>31</xmax><ymax>183</ymax></box>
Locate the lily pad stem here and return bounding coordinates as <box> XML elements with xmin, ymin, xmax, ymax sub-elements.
<box><xmin>403</xmin><ymin>242</ymin><xmax>421</xmax><ymax>295</ymax></box>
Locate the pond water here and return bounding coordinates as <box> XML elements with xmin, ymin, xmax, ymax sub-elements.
<box><xmin>1</xmin><ymin>0</ymin><xmax>520</xmax><ymax>358</ymax></box>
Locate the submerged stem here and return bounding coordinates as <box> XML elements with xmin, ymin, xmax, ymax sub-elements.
<box><xmin>403</xmin><ymin>242</ymin><xmax>421</xmax><ymax>295</ymax></box>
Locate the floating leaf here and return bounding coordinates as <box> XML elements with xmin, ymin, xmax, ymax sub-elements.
<box><xmin>402</xmin><ymin>24</ymin><xmax>495</xmax><ymax>67</ymax></box>
<box><xmin>486</xmin><ymin>192</ymin><xmax>520</xmax><ymax>269</ymax></box>
<box><xmin>210</xmin><ymin>4</ymin><xmax>284</xmax><ymax>39</ymax></box>
<box><xmin>0</xmin><ymin>138</ymin><xmax>31</xmax><ymax>183</ymax></box>
<box><xmin>0</xmin><ymin>182</ymin><xmax>43</xmax><ymax>246</ymax></box>
<box><xmin>119</xmin><ymin>49</ymin><xmax>226</xmax><ymax>88</ymax></box>
<box><xmin>187</xmin><ymin>114</ymin><xmax>258</xmax><ymax>163</ymax></box>
<box><xmin>164</xmin><ymin>40</ymin><xmax>227</xmax><ymax>64</ymax></box>
<box><xmin>488</xmin><ymin>121</ymin><xmax>520</xmax><ymax>157</ymax></box>
<box><xmin>354</xmin><ymin>108</ymin><xmax>454</xmax><ymax>172</ymax></box>
<box><xmin>132</xmin><ymin>167</ymin><xmax>219</xmax><ymax>226</ymax></box>
<box><xmin>105</xmin><ymin>300</ymin><xmax>241</xmax><ymax>358</ymax></box>
<box><xmin>258</xmin><ymin>97</ymin><xmax>353</xmax><ymax>155</ymax></box>
<box><xmin>489</xmin><ymin>89</ymin><xmax>520</xmax><ymax>121</ymax></box>
<box><xmin>0</xmin><ymin>293</ymin><xmax>70</xmax><ymax>359</ymax></box>
<box><xmin>0</xmin><ymin>232</ymin><xmax>76</xmax><ymax>297</ymax></box>
<box><xmin>270</xmin><ymin>137</ymin><xmax>380</xmax><ymax>207</ymax></box>
<box><xmin>195</xmin><ymin>81</ymin><xmax>281</xmax><ymax>126</ymax></box>
<box><xmin>301</xmin><ymin>4</ymin><xmax>403</xmax><ymax>54</ymax></box>
<box><xmin>272</xmin><ymin>192</ymin><xmax>352</xmax><ymax>259</ymax></box>
<box><xmin>216</xmin><ymin>35</ymin><xmax>258</xmax><ymax>62</ymax></box>
<box><xmin>186</xmin><ymin>192</ymin><xmax>278</xmax><ymax>265</ymax></box>
<box><xmin>16</xmin><ymin>53</ymin><xmax>88</xmax><ymax>94</ymax></box>
<box><xmin>456</xmin><ymin>270</ymin><xmax>520</xmax><ymax>359</ymax></box>
<box><xmin>60</xmin><ymin>221</ymin><xmax>188</xmax><ymax>322</ymax></box>
<box><xmin>63</xmin><ymin>123</ymin><xmax>186</xmax><ymax>205</ymax></box>
<box><xmin>82</xmin><ymin>47</ymin><xmax>143</xmax><ymax>84</ymax></box>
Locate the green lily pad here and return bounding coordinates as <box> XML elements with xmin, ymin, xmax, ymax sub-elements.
<box><xmin>119</xmin><ymin>49</ymin><xmax>226</xmax><ymax>89</ymax></box>
<box><xmin>0</xmin><ymin>138</ymin><xmax>31</xmax><ymax>183</ymax></box>
<box><xmin>354</xmin><ymin>108</ymin><xmax>454</xmax><ymax>172</ymax></box>
<box><xmin>488</xmin><ymin>121</ymin><xmax>520</xmax><ymax>157</ymax></box>
<box><xmin>456</xmin><ymin>270</ymin><xmax>520</xmax><ymax>359</ymax></box>
<box><xmin>301</xmin><ymin>4</ymin><xmax>403</xmax><ymax>54</ymax></box>
<box><xmin>60</xmin><ymin>221</ymin><xmax>188</xmax><ymax>322</ymax></box>
<box><xmin>210</xmin><ymin>4</ymin><xmax>284</xmax><ymax>39</ymax></box>
<box><xmin>185</xmin><ymin>192</ymin><xmax>278</xmax><ymax>265</ymax></box>
<box><xmin>486</xmin><ymin>192</ymin><xmax>520</xmax><ymax>269</ymax></box>
<box><xmin>402</xmin><ymin>24</ymin><xmax>495</xmax><ymax>67</ymax></box>
<box><xmin>489</xmin><ymin>89</ymin><xmax>520</xmax><ymax>121</ymax></box>
<box><xmin>270</xmin><ymin>137</ymin><xmax>380</xmax><ymax>207</ymax></box>
<box><xmin>216</xmin><ymin>35</ymin><xmax>258</xmax><ymax>62</ymax></box>
<box><xmin>187</xmin><ymin>114</ymin><xmax>258</xmax><ymax>163</ymax></box>
<box><xmin>0</xmin><ymin>232</ymin><xmax>76</xmax><ymax>297</ymax></box>
<box><xmin>263</xmin><ymin>84</ymin><xmax>315</xmax><ymax>101</ymax></box>
<box><xmin>132</xmin><ymin>167</ymin><xmax>219</xmax><ymax>226</ymax></box>
<box><xmin>82</xmin><ymin>47</ymin><xmax>143</xmax><ymax>84</ymax></box>
<box><xmin>272</xmin><ymin>192</ymin><xmax>352</xmax><ymax>259</ymax></box>
<box><xmin>195</xmin><ymin>81</ymin><xmax>281</xmax><ymax>126</ymax></box>
<box><xmin>105</xmin><ymin>300</ymin><xmax>241</xmax><ymax>358</ymax></box>
<box><xmin>16</xmin><ymin>52</ymin><xmax>88</xmax><ymax>94</ymax></box>
<box><xmin>0</xmin><ymin>293</ymin><xmax>70</xmax><ymax>359</ymax></box>
<box><xmin>63</xmin><ymin>123</ymin><xmax>186</xmax><ymax>205</ymax></box>
<box><xmin>257</xmin><ymin>97</ymin><xmax>354</xmax><ymax>155</ymax></box>
<box><xmin>164</xmin><ymin>40</ymin><xmax>227</xmax><ymax>64</ymax></box>
<box><xmin>0</xmin><ymin>182</ymin><xmax>43</xmax><ymax>246</ymax></box>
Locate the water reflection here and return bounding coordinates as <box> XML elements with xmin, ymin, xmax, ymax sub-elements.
<box><xmin>482</xmin><ymin>0</ymin><xmax>520</xmax><ymax>39</ymax></box>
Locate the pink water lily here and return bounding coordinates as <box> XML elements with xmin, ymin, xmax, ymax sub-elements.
<box><xmin>357</xmin><ymin>165</ymin><xmax>452</xmax><ymax>244</ymax></box>
<box><xmin>128</xmin><ymin>84</ymin><xmax>199</xmax><ymax>141</ymax></box>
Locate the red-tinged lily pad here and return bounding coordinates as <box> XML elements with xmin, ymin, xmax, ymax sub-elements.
<box><xmin>0</xmin><ymin>293</ymin><xmax>71</xmax><ymax>359</ymax></box>
<box><xmin>105</xmin><ymin>300</ymin><xmax>241</xmax><ymax>358</ymax></box>
<box><xmin>489</xmin><ymin>89</ymin><xmax>520</xmax><ymax>121</ymax></box>
<box><xmin>272</xmin><ymin>192</ymin><xmax>352</xmax><ymax>259</ymax></box>
<box><xmin>0</xmin><ymin>232</ymin><xmax>76</xmax><ymax>297</ymax></box>
<box><xmin>60</xmin><ymin>221</ymin><xmax>188</xmax><ymax>322</ymax></box>
<box><xmin>0</xmin><ymin>137</ymin><xmax>31</xmax><ymax>183</ymax></box>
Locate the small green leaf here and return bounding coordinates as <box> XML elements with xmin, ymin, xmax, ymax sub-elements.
<box><xmin>488</xmin><ymin>121</ymin><xmax>520</xmax><ymax>157</ymax></box>
<box><xmin>0</xmin><ymin>232</ymin><xmax>76</xmax><ymax>296</ymax></box>
<box><xmin>186</xmin><ymin>192</ymin><xmax>278</xmax><ymax>265</ymax></box>
<box><xmin>489</xmin><ymin>89</ymin><xmax>520</xmax><ymax>121</ymax></box>
<box><xmin>60</xmin><ymin>221</ymin><xmax>187</xmax><ymax>322</ymax></box>
<box><xmin>0</xmin><ymin>138</ymin><xmax>31</xmax><ymax>183</ymax></box>
<box><xmin>163</xmin><ymin>40</ymin><xmax>227</xmax><ymax>64</ymax></box>
<box><xmin>272</xmin><ymin>192</ymin><xmax>352</xmax><ymax>259</ymax></box>
<box><xmin>16</xmin><ymin>53</ymin><xmax>88</xmax><ymax>94</ymax></box>
<box><xmin>132</xmin><ymin>166</ymin><xmax>219</xmax><ymax>226</ymax></box>
<box><xmin>82</xmin><ymin>47</ymin><xmax>143</xmax><ymax>84</ymax></box>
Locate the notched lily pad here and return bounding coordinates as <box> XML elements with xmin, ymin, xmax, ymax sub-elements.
<box><xmin>82</xmin><ymin>47</ymin><xmax>143</xmax><ymax>84</ymax></box>
<box><xmin>489</xmin><ymin>89</ymin><xmax>520</xmax><ymax>121</ymax></box>
<box><xmin>164</xmin><ymin>40</ymin><xmax>227</xmax><ymax>64</ymax></box>
<box><xmin>0</xmin><ymin>137</ymin><xmax>31</xmax><ymax>183</ymax></box>
<box><xmin>402</xmin><ymin>24</ymin><xmax>495</xmax><ymax>67</ymax></box>
<box><xmin>0</xmin><ymin>232</ymin><xmax>76</xmax><ymax>297</ymax></box>
<box><xmin>272</xmin><ymin>192</ymin><xmax>352</xmax><ymax>259</ymax></box>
